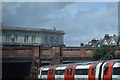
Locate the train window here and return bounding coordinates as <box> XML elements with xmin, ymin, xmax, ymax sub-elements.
<box><xmin>41</xmin><ymin>70</ymin><xmax>48</xmax><ymax>75</ymax></box>
<box><xmin>92</xmin><ymin>66</ymin><xmax>96</xmax><ymax>75</ymax></box>
<box><xmin>67</xmin><ymin>69</ymin><xmax>69</xmax><ymax>75</ymax></box>
<box><xmin>66</xmin><ymin>69</ymin><xmax>72</xmax><ymax>75</ymax></box>
<box><xmin>75</xmin><ymin>69</ymin><xmax>88</xmax><ymax>75</ymax></box>
<box><xmin>49</xmin><ymin>69</ymin><xmax>54</xmax><ymax>75</ymax></box>
<box><xmin>104</xmin><ymin>63</ymin><xmax>109</xmax><ymax>75</ymax></box>
<box><xmin>69</xmin><ymin>69</ymin><xmax>72</xmax><ymax>75</ymax></box>
<box><xmin>55</xmin><ymin>70</ymin><xmax>65</xmax><ymax>75</ymax></box>
<box><xmin>113</xmin><ymin>67</ymin><xmax>120</xmax><ymax>75</ymax></box>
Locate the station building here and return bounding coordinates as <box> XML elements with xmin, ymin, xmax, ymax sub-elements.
<box><xmin>1</xmin><ymin>26</ymin><xmax>65</xmax><ymax>47</ymax></box>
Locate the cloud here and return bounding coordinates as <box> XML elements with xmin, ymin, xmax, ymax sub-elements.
<box><xmin>2</xmin><ymin>2</ymin><xmax>118</xmax><ymax>46</ymax></box>
<box><xmin>2</xmin><ymin>2</ymin><xmax>72</xmax><ymax>27</ymax></box>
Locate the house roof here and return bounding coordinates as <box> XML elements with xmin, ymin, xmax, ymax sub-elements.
<box><xmin>86</xmin><ymin>34</ymin><xmax>119</xmax><ymax>47</ymax></box>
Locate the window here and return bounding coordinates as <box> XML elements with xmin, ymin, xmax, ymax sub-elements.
<box><xmin>45</xmin><ymin>36</ymin><xmax>48</xmax><ymax>45</ymax></box>
<box><xmin>32</xmin><ymin>35</ymin><xmax>36</xmax><ymax>43</ymax></box>
<box><xmin>24</xmin><ymin>35</ymin><xmax>29</xmax><ymax>43</ymax></box>
<box><xmin>41</xmin><ymin>70</ymin><xmax>48</xmax><ymax>75</ymax></box>
<box><xmin>56</xmin><ymin>37</ymin><xmax>59</xmax><ymax>44</ymax></box>
<box><xmin>55</xmin><ymin>70</ymin><xmax>64</xmax><ymax>75</ymax></box>
<box><xmin>104</xmin><ymin>63</ymin><xmax>109</xmax><ymax>75</ymax></box>
<box><xmin>113</xmin><ymin>67</ymin><xmax>120</xmax><ymax>75</ymax></box>
<box><xmin>69</xmin><ymin>69</ymin><xmax>72</xmax><ymax>75</ymax></box>
<box><xmin>51</xmin><ymin>37</ymin><xmax>53</xmax><ymax>44</ymax></box>
<box><xmin>75</xmin><ymin>69</ymin><xmax>88</xmax><ymax>75</ymax></box>
<box><xmin>49</xmin><ymin>69</ymin><xmax>54</xmax><ymax>75</ymax></box>
<box><xmin>92</xmin><ymin>66</ymin><xmax>96</xmax><ymax>75</ymax></box>
<box><xmin>14</xmin><ymin>35</ymin><xmax>18</xmax><ymax>42</ymax></box>
<box><xmin>6</xmin><ymin>35</ymin><xmax>11</xmax><ymax>42</ymax></box>
<box><xmin>66</xmin><ymin>69</ymin><xmax>72</xmax><ymax>75</ymax></box>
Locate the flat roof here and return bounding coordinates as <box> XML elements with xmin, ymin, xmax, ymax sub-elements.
<box><xmin>1</xmin><ymin>26</ymin><xmax>65</xmax><ymax>34</ymax></box>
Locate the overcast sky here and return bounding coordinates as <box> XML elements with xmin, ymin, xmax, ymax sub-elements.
<box><xmin>2</xmin><ymin>2</ymin><xmax>118</xmax><ymax>46</ymax></box>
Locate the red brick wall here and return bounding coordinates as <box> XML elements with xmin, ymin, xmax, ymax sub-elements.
<box><xmin>2</xmin><ymin>49</ymin><xmax>33</xmax><ymax>57</ymax></box>
<box><xmin>62</xmin><ymin>48</ymin><xmax>93</xmax><ymax>58</ymax></box>
<box><xmin>2</xmin><ymin>46</ymin><xmax>120</xmax><ymax>60</ymax></box>
<box><xmin>41</xmin><ymin>49</ymin><xmax>51</xmax><ymax>59</ymax></box>
<box><xmin>51</xmin><ymin>46</ymin><xmax>61</xmax><ymax>64</ymax></box>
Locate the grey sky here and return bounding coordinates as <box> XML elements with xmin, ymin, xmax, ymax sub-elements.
<box><xmin>2</xmin><ymin>2</ymin><xmax>118</xmax><ymax>46</ymax></box>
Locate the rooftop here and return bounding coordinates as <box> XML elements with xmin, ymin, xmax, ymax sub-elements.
<box><xmin>1</xmin><ymin>26</ymin><xmax>65</xmax><ymax>34</ymax></box>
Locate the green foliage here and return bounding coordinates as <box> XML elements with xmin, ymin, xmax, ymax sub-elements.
<box><xmin>92</xmin><ymin>45</ymin><xmax>115</xmax><ymax>60</ymax></box>
<box><xmin>114</xmin><ymin>54</ymin><xmax>120</xmax><ymax>59</ymax></box>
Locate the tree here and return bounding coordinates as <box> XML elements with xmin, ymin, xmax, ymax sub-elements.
<box><xmin>92</xmin><ymin>45</ymin><xmax>115</xmax><ymax>60</ymax></box>
<box><xmin>114</xmin><ymin>54</ymin><xmax>120</xmax><ymax>59</ymax></box>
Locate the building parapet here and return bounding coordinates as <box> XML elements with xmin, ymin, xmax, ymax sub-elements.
<box><xmin>1</xmin><ymin>27</ymin><xmax>65</xmax><ymax>34</ymax></box>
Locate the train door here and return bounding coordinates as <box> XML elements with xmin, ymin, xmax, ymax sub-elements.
<box><xmin>88</xmin><ymin>62</ymin><xmax>99</xmax><ymax>80</ymax></box>
<box><xmin>103</xmin><ymin>62</ymin><xmax>115</xmax><ymax>80</ymax></box>
<box><xmin>48</xmin><ymin>66</ymin><xmax>56</xmax><ymax>80</ymax></box>
<box><xmin>64</xmin><ymin>64</ymin><xmax>76</xmax><ymax>80</ymax></box>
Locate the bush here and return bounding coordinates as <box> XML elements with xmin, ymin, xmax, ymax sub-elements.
<box><xmin>92</xmin><ymin>45</ymin><xmax>115</xmax><ymax>60</ymax></box>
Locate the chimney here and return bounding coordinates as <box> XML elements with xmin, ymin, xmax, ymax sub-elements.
<box><xmin>91</xmin><ymin>38</ymin><xmax>97</xmax><ymax>44</ymax></box>
<box><xmin>104</xmin><ymin>34</ymin><xmax>110</xmax><ymax>40</ymax></box>
<box><xmin>80</xmin><ymin>43</ymin><xmax>84</xmax><ymax>47</ymax></box>
<box><xmin>113</xmin><ymin>34</ymin><xmax>116</xmax><ymax>37</ymax></box>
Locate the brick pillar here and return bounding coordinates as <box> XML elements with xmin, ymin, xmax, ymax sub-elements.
<box><xmin>51</xmin><ymin>46</ymin><xmax>62</xmax><ymax>65</ymax></box>
<box><xmin>30</xmin><ymin>45</ymin><xmax>41</xmax><ymax>79</ymax></box>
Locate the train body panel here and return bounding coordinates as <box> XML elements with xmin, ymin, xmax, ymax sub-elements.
<box><xmin>95</xmin><ymin>62</ymin><xmax>104</xmax><ymax>80</ymax></box>
<box><xmin>48</xmin><ymin>66</ymin><xmax>56</xmax><ymax>80</ymax></box>
<box><xmin>88</xmin><ymin>62</ymin><xmax>99</xmax><ymax>80</ymax></box>
<box><xmin>103</xmin><ymin>62</ymin><xmax>115</xmax><ymax>80</ymax></box>
<box><xmin>100</xmin><ymin>62</ymin><xmax>107</xmax><ymax>80</ymax></box>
